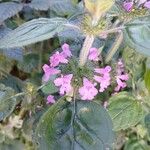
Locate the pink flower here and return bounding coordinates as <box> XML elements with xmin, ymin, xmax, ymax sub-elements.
<box><xmin>46</xmin><ymin>95</ymin><xmax>55</xmax><ymax>104</ymax></box>
<box><xmin>94</xmin><ymin>66</ymin><xmax>111</xmax><ymax>92</ymax></box>
<box><xmin>49</xmin><ymin>51</ymin><xmax>68</xmax><ymax>67</ymax></box>
<box><xmin>123</xmin><ymin>1</ymin><xmax>133</xmax><ymax>12</ymax></box>
<box><xmin>79</xmin><ymin>78</ymin><xmax>98</xmax><ymax>100</ymax></box>
<box><xmin>42</xmin><ymin>64</ymin><xmax>60</xmax><ymax>82</ymax></box>
<box><xmin>115</xmin><ymin>59</ymin><xmax>129</xmax><ymax>92</ymax></box>
<box><xmin>61</xmin><ymin>43</ymin><xmax>72</xmax><ymax>58</ymax></box>
<box><xmin>54</xmin><ymin>74</ymin><xmax>73</xmax><ymax>95</ymax></box>
<box><xmin>49</xmin><ymin>43</ymin><xmax>72</xmax><ymax>67</ymax></box>
<box><xmin>117</xmin><ymin>59</ymin><xmax>125</xmax><ymax>74</ymax></box>
<box><xmin>94</xmin><ymin>75</ymin><xmax>111</xmax><ymax>92</ymax></box>
<box><xmin>144</xmin><ymin>1</ymin><xmax>150</xmax><ymax>8</ymax></box>
<box><xmin>94</xmin><ymin>66</ymin><xmax>111</xmax><ymax>74</ymax></box>
<box><xmin>88</xmin><ymin>48</ymin><xmax>100</xmax><ymax>61</ymax></box>
<box><xmin>115</xmin><ymin>74</ymin><xmax>129</xmax><ymax>91</ymax></box>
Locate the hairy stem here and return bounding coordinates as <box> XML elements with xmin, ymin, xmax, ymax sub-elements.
<box><xmin>79</xmin><ymin>35</ymin><xmax>94</xmax><ymax>67</ymax></box>
<box><xmin>105</xmin><ymin>31</ymin><xmax>123</xmax><ymax>63</ymax></box>
<box><xmin>65</xmin><ymin>23</ymin><xmax>80</xmax><ymax>30</ymax></box>
<box><xmin>100</xmin><ymin>26</ymin><xmax>124</xmax><ymax>35</ymax></box>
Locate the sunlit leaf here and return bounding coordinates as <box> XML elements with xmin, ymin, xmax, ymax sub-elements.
<box><xmin>144</xmin><ymin>59</ymin><xmax>150</xmax><ymax>92</ymax></box>
<box><xmin>108</xmin><ymin>92</ymin><xmax>144</xmax><ymax>131</ymax></box>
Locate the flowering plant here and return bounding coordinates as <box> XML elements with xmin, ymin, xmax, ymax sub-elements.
<box><xmin>0</xmin><ymin>0</ymin><xmax>150</xmax><ymax>149</ymax></box>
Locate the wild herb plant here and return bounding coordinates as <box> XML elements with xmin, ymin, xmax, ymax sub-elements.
<box><xmin>0</xmin><ymin>0</ymin><xmax>150</xmax><ymax>149</ymax></box>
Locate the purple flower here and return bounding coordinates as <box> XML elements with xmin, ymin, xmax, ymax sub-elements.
<box><xmin>49</xmin><ymin>43</ymin><xmax>72</xmax><ymax>67</ymax></box>
<box><xmin>54</xmin><ymin>74</ymin><xmax>73</xmax><ymax>95</ymax></box>
<box><xmin>88</xmin><ymin>48</ymin><xmax>100</xmax><ymax>61</ymax></box>
<box><xmin>79</xmin><ymin>78</ymin><xmax>98</xmax><ymax>100</ymax></box>
<box><xmin>42</xmin><ymin>64</ymin><xmax>60</xmax><ymax>82</ymax></box>
<box><xmin>46</xmin><ymin>95</ymin><xmax>55</xmax><ymax>104</ymax></box>
<box><xmin>115</xmin><ymin>74</ymin><xmax>129</xmax><ymax>91</ymax></box>
<box><xmin>144</xmin><ymin>1</ymin><xmax>150</xmax><ymax>8</ymax></box>
<box><xmin>94</xmin><ymin>66</ymin><xmax>111</xmax><ymax>92</ymax></box>
<box><xmin>94</xmin><ymin>66</ymin><xmax>111</xmax><ymax>74</ymax></box>
<box><xmin>61</xmin><ymin>43</ymin><xmax>72</xmax><ymax>58</ymax></box>
<box><xmin>94</xmin><ymin>75</ymin><xmax>111</xmax><ymax>92</ymax></box>
<box><xmin>123</xmin><ymin>1</ymin><xmax>134</xmax><ymax>12</ymax></box>
<box><xmin>49</xmin><ymin>51</ymin><xmax>68</xmax><ymax>67</ymax></box>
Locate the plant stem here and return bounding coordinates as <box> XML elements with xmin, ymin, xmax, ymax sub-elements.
<box><xmin>64</xmin><ymin>23</ymin><xmax>80</xmax><ymax>30</ymax></box>
<box><xmin>71</xmin><ymin>87</ymin><xmax>78</xmax><ymax>150</ymax></box>
<box><xmin>100</xmin><ymin>26</ymin><xmax>124</xmax><ymax>35</ymax></box>
<box><xmin>79</xmin><ymin>35</ymin><xmax>94</xmax><ymax>67</ymax></box>
<box><xmin>38</xmin><ymin>43</ymin><xmax>43</xmax><ymax>73</ymax></box>
<box><xmin>105</xmin><ymin>31</ymin><xmax>123</xmax><ymax>63</ymax></box>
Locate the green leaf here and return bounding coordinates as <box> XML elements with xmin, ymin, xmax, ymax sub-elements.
<box><xmin>0</xmin><ymin>74</ymin><xmax>24</xmax><ymax>93</ymax></box>
<box><xmin>144</xmin><ymin>69</ymin><xmax>150</xmax><ymax>92</ymax></box>
<box><xmin>35</xmin><ymin>99</ymin><xmax>114</xmax><ymax>150</ymax></box>
<box><xmin>41</xmin><ymin>81</ymin><xmax>58</xmax><ymax>95</ymax></box>
<box><xmin>122</xmin><ymin>47</ymin><xmax>146</xmax><ymax>81</ymax></box>
<box><xmin>0</xmin><ymin>84</ymin><xmax>17</xmax><ymax>121</ymax></box>
<box><xmin>0</xmin><ymin>54</ymin><xmax>14</xmax><ymax>73</ymax></box>
<box><xmin>144</xmin><ymin>59</ymin><xmax>150</xmax><ymax>92</ymax></box>
<box><xmin>108</xmin><ymin>92</ymin><xmax>144</xmax><ymax>131</ymax></box>
<box><xmin>29</xmin><ymin>0</ymin><xmax>79</xmax><ymax>15</ymax></box>
<box><xmin>0</xmin><ymin>140</ymin><xmax>25</xmax><ymax>150</ymax></box>
<box><xmin>0</xmin><ymin>17</ymin><xmax>67</xmax><ymax>48</ymax></box>
<box><xmin>28</xmin><ymin>0</ymin><xmax>51</xmax><ymax>11</ymax></box>
<box><xmin>124</xmin><ymin>16</ymin><xmax>150</xmax><ymax>56</ymax></box>
<box><xmin>49</xmin><ymin>0</ymin><xmax>79</xmax><ymax>16</ymax></box>
<box><xmin>0</xmin><ymin>2</ymin><xmax>23</xmax><ymax>23</ymax></box>
<box><xmin>0</xmin><ymin>26</ymin><xmax>23</xmax><ymax>61</ymax></box>
<box><xmin>124</xmin><ymin>138</ymin><xmax>149</xmax><ymax>150</ymax></box>
<box><xmin>145</xmin><ymin>113</ymin><xmax>150</xmax><ymax>135</ymax></box>
<box><xmin>17</xmin><ymin>53</ymin><xmax>39</xmax><ymax>73</ymax></box>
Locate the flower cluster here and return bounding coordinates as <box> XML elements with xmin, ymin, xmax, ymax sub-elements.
<box><xmin>42</xmin><ymin>43</ymin><xmax>72</xmax><ymax>103</ymax></box>
<box><xmin>123</xmin><ymin>0</ymin><xmax>150</xmax><ymax>12</ymax></box>
<box><xmin>42</xmin><ymin>44</ymin><xmax>129</xmax><ymax>104</ymax></box>
<box><xmin>42</xmin><ymin>43</ymin><xmax>72</xmax><ymax>82</ymax></box>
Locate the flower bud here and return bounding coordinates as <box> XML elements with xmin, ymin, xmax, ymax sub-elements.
<box><xmin>84</xmin><ymin>0</ymin><xmax>114</xmax><ymax>25</ymax></box>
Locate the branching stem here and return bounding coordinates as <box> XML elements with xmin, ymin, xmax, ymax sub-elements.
<box><xmin>105</xmin><ymin>31</ymin><xmax>123</xmax><ymax>63</ymax></box>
